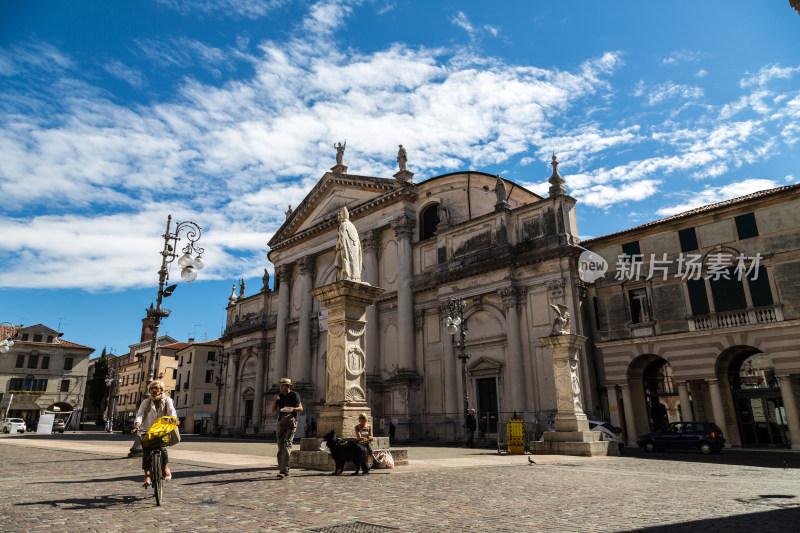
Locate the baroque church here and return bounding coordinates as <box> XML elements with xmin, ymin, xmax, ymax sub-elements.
<box><xmin>219</xmin><ymin>149</ymin><xmax>596</xmax><ymax>442</ymax></box>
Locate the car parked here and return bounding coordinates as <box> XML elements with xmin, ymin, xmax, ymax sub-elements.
<box><xmin>2</xmin><ymin>418</ymin><xmax>26</xmax><ymax>434</ymax></box>
<box><xmin>637</xmin><ymin>421</ymin><xmax>724</xmax><ymax>454</ymax></box>
<box><xmin>588</xmin><ymin>419</ymin><xmax>625</xmax><ymax>453</ymax></box>
<box><xmin>52</xmin><ymin>419</ymin><xmax>66</xmax><ymax>433</ymax></box>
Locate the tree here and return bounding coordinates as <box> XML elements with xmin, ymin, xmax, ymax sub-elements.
<box><xmin>87</xmin><ymin>348</ymin><xmax>110</xmax><ymax>420</ymax></box>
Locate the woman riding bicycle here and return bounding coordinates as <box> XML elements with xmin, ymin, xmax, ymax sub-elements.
<box><xmin>132</xmin><ymin>380</ymin><xmax>178</xmax><ymax>487</ymax></box>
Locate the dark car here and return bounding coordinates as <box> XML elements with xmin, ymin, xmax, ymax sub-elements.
<box><xmin>52</xmin><ymin>419</ymin><xmax>66</xmax><ymax>433</ymax></box>
<box><xmin>637</xmin><ymin>421</ymin><xmax>724</xmax><ymax>454</ymax></box>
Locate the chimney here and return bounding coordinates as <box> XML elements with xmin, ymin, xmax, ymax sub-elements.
<box><xmin>188</xmin><ymin>338</ymin><xmax>195</xmax><ymax>345</ymax></box>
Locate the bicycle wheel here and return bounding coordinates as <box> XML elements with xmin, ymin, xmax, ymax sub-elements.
<box><xmin>151</xmin><ymin>449</ymin><xmax>163</xmax><ymax>506</ymax></box>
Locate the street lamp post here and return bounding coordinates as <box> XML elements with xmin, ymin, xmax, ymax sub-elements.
<box><xmin>213</xmin><ymin>352</ymin><xmax>229</xmax><ymax>437</ymax></box>
<box><xmin>443</xmin><ymin>298</ymin><xmax>470</xmax><ymax>418</ymax></box>
<box><xmin>104</xmin><ymin>369</ymin><xmax>122</xmax><ymax>433</ymax></box>
<box><xmin>145</xmin><ymin>214</ymin><xmax>204</xmax><ymax>383</ymax></box>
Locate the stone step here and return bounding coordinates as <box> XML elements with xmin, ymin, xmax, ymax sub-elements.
<box><xmin>291</xmin><ymin>446</ymin><xmax>408</xmax><ymax>471</ymax></box>
<box><xmin>300</xmin><ymin>436</ymin><xmax>390</xmax><ymax>452</ymax></box>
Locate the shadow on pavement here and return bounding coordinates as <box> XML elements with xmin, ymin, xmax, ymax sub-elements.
<box><xmin>625</xmin><ymin>446</ymin><xmax>800</xmax><ymax>469</ymax></box>
<box><xmin>620</xmin><ymin>505</ymin><xmax>800</xmax><ymax>532</ymax></box>
<box><xmin>30</xmin><ymin>466</ymin><xmax>276</xmax><ymax>486</ymax></box>
<box><xmin>15</xmin><ymin>494</ymin><xmax>146</xmax><ymax>510</ymax></box>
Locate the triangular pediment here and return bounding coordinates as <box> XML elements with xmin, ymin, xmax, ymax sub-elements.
<box><xmin>268</xmin><ymin>172</ymin><xmax>410</xmax><ymax>250</ymax></box>
<box><xmin>469</xmin><ymin>356</ymin><xmax>504</xmax><ymax>373</ymax></box>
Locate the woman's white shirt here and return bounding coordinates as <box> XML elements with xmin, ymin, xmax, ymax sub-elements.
<box><xmin>135</xmin><ymin>396</ymin><xmax>177</xmax><ymax>432</ymax></box>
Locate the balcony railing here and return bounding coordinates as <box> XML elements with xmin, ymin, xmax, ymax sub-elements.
<box><xmin>689</xmin><ymin>304</ymin><xmax>784</xmax><ymax>332</ymax></box>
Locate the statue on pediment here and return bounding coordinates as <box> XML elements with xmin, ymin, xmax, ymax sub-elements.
<box><xmin>397</xmin><ymin>144</ymin><xmax>407</xmax><ymax>171</ymax></box>
<box><xmin>334</xmin><ymin>140</ymin><xmax>346</xmax><ymax>166</ymax></box>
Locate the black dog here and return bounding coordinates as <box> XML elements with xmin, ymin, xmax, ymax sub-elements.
<box><xmin>323</xmin><ymin>429</ymin><xmax>370</xmax><ymax>475</ymax></box>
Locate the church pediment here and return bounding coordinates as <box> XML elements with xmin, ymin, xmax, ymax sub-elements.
<box><xmin>268</xmin><ymin>172</ymin><xmax>412</xmax><ymax>251</ymax></box>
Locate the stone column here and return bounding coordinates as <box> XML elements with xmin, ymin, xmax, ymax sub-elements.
<box><xmin>311</xmin><ymin>279</ymin><xmax>385</xmax><ymax>438</ymax></box>
<box><xmin>677</xmin><ymin>381</ymin><xmax>692</xmax><ymax>422</ymax></box>
<box><xmin>225</xmin><ymin>352</ymin><xmax>240</xmax><ymax>431</ymax></box>
<box><xmin>391</xmin><ymin>215</ymin><xmax>415</xmax><ymax>371</ymax></box>
<box><xmin>297</xmin><ymin>257</ymin><xmax>315</xmax><ymax>385</ymax></box>
<box><xmin>361</xmin><ymin>230</ymin><xmax>381</xmax><ymax>375</ymax></box>
<box><xmin>607</xmin><ymin>385</ymin><xmax>622</xmax><ymax>430</ymax></box>
<box><xmin>707</xmin><ymin>379</ymin><xmax>729</xmax><ymax>447</ymax></box>
<box><xmin>273</xmin><ymin>264</ymin><xmax>292</xmax><ymax>384</ymax></box>
<box><xmin>253</xmin><ymin>343</ymin><xmax>268</xmax><ymax>429</ymax></box>
<box><xmin>499</xmin><ymin>287</ymin><xmax>527</xmax><ymax>412</ymax></box>
<box><xmin>777</xmin><ymin>374</ymin><xmax>800</xmax><ymax>450</ymax></box>
<box><xmin>536</xmin><ymin>334</ymin><xmax>616</xmax><ymax>456</ymax></box>
<box><xmin>620</xmin><ymin>384</ymin><xmax>638</xmax><ymax>446</ymax></box>
<box><xmin>439</xmin><ymin>303</ymin><xmax>459</xmax><ymax>418</ymax></box>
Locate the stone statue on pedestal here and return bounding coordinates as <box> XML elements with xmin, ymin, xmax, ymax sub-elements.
<box><xmin>549</xmin><ymin>304</ymin><xmax>571</xmax><ymax>335</ymax></box>
<box><xmin>334</xmin><ymin>206</ymin><xmax>362</xmax><ymax>282</ymax></box>
<box><xmin>262</xmin><ymin>268</ymin><xmax>270</xmax><ymax>291</ymax></box>
<box><xmin>397</xmin><ymin>145</ymin><xmax>407</xmax><ymax>171</ymax></box>
<box><xmin>334</xmin><ymin>140</ymin><xmax>346</xmax><ymax>166</ymax></box>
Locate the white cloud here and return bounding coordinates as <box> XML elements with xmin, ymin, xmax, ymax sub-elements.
<box><xmin>451</xmin><ymin>11</ymin><xmax>474</xmax><ymax>34</ymax></box>
<box><xmin>696</xmin><ymin>69</ymin><xmax>708</xmax><ymax>78</ymax></box>
<box><xmin>155</xmin><ymin>0</ymin><xmax>288</xmax><ymax>19</ymax></box>
<box><xmin>740</xmin><ymin>64</ymin><xmax>800</xmax><ymax>88</ymax></box>
<box><xmin>636</xmin><ymin>81</ymin><xmax>703</xmax><ymax>106</ymax></box>
<box><xmin>103</xmin><ymin>60</ymin><xmax>146</xmax><ymax>88</ymax></box>
<box><xmin>662</xmin><ymin>49</ymin><xmax>702</xmax><ymax>65</ymax></box>
<box><xmin>655</xmin><ymin>178</ymin><xmax>779</xmax><ymax>216</ymax></box>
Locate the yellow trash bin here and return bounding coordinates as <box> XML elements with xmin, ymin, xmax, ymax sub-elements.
<box><xmin>506</xmin><ymin>418</ymin><xmax>525</xmax><ymax>454</ymax></box>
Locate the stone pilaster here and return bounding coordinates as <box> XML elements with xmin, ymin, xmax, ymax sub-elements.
<box><xmin>499</xmin><ymin>287</ymin><xmax>526</xmax><ymax>413</ymax></box>
<box><xmin>253</xmin><ymin>343</ymin><xmax>268</xmax><ymax>430</ymax></box>
<box><xmin>361</xmin><ymin>230</ymin><xmax>381</xmax><ymax>376</ymax></box>
<box><xmin>297</xmin><ymin>256</ymin><xmax>315</xmax><ymax>385</ymax></box>
<box><xmin>677</xmin><ymin>381</ymin><xmax>692</xmax><ymax>422</ymax></box>
<box><xmin>273</xmin><ymin>264</ymin><xmax>292</xmax><ymax>385</ymax></box>
<box><xmin>777</xmin><ymin>374</ymin><xmax>800</xmax><ymax>450</ymax></box>
<box><xmin>391</xmin><ymin>215</ymin><xmax>415</xmax><ymax>372</ymax></box>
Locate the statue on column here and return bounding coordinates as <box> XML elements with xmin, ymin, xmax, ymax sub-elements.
<box><xmin>239</xmin><ymin>278</ymin><xmax>246</xmax><ymax>297</ymax></box>
<box><xmin>334</xmin><ymin>206</ymin><xmax>362</xmax><ymax>282</ymax></box>
<box><xmin>397</xmin><ymin>144</ymin><xmax>407</xmax><ymax>171</ymax></box>
<box><xmin>495</xmin><ymin>175</ymin><xmax>507</xmax><ymax>204</ymax></box>
<box><xmin>334</xmin><ymin>140</ymin><xmax>346</xmax><ymax>166</ymax></box>
<box><xmin>549</xmin><ymin>304</ymin><xmax>571</xmax><ymax>335</ymax></box>
<box><xmin>262</xmin><ymin>268</ymin><xmax>270</xmax><ymax>292</ymax></box>
<box><xmin>437</xmin><ymin>200</ymin><xmax>450</xmax><ymax>227</ymax></box>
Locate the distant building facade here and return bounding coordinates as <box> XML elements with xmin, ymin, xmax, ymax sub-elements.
<box><xmin>0</xmin><ymin>324</ymin><xmax>94</xmax><ymax>428</ymax></box>
<box><xmin>585</xmin><ymin>184</ymin><xmax>800</xmax><ymax>449</ymax></box>
<box><xmin>174</xmin><ymin>339</ymin><xmax>224</xmax><ymax>433</ymax></box>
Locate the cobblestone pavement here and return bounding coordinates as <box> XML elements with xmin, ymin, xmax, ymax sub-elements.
<box><xmin>1</xmin><ymin>433</ymin><xmax>799</xmax><ymax>532</ymax></box>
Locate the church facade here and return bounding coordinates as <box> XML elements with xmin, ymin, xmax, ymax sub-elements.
<box><xmin>219</xmin><ymin>156</ymin><xmax>598</xmax><ymax>441</ymax></box>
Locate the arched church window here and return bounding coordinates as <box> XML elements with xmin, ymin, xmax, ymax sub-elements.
<box><xmin>419</xmin><ymin>204</ymin><xmax>439</xmax><ymax>240</ymax></box>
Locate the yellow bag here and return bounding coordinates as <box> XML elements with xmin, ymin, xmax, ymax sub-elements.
<box><xmin>141</xmin><ymin>416</ymin><xmax>177</xmax><ymax>450</ymax></box>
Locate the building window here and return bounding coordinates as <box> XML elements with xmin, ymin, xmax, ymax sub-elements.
<box><xmin>21</xmin><ymin>334</ymin><xmax>29</xmax><ymax>341</ymax></box>
<box><xmin>183</xmin><ymin>394</ymin><xmax>188</xmax><ymax>406</ymax></box>
<box><xmin>60</xmin><ymin>380</ymin><xmax>70</xmax><ymax>392</ymax></box>
<box><xmin>187</xmin><ymin>353</ymin><xmax>192</xmax><ymax>364</ymax></box>
<box><xmin>747</xmin><ymin>266</ymin><xmax>773</xmax><ymax>307</ymax></box>
<box><xmin>46</xmin><ymin>335</ymin><xmax>54</xmax><ymax>343</ymax></box>
<box><xmin>419</xmin><ymin>203</ymin><xmax>440</xmax><ymax>240</ymax></box>
<box><xmin>207</xmin><ymin>351</ymin><xmax>216</xmax><ymax>363</ymax></box>
<box><xmin>41</xmin><ymin>356</ymin><xmax>50</xmax><ymax>369</ymax></box>
<box><xmin>179</xmin><ymin>356</ymin><xmax>183</xmax><ymax>367</ymax></box>
<box><xmin>709</xmin><ymin>268</ymin><xmax>747</xmax><ymax>312</ymax></box>
<box><xmin>15</xmin><ymin>354</ymin><xmax>25</xmax><ymax>368</ymax></box>
<box><xmin>735</xmin><ymin>213</ymin><xmax>758</xmax><ymax>240</ymax></box>
<box><xmin>628</xmin><ymin>288</ymin><xmax>651</xmax><ymax>323</ymax></box>
<box><xmin>203</xmin><ymin>393</ymin><xmax>212</xmax><ymax>404</ymax></box>
<box><xmin>172</xmin><ymin>368</ymin><xmax>177</xmax><ymax>379</ymax></box>
<box><xmin>205</xmin><ymin>370</ymin><xmax>213</xmax><ymax>383</ymax></box>
<box><xmin>686</xmin><ymin>279</ymin><xmax>710</xmax><ymax>316</ymax></box>
<box><xmin>27</xmin><ymin>354</ymin><xmax>39</xmax><ymax>369</ymax></box>
<box><xmin>64</xmin><ymin>357</ymin><xmax>73</xmax><ymax>370</ymax></box>
<box><xmin>33</xmin><ymin>334</ymin><xmax>43</xmax><ymax>343</ymax></box>
<box><xmin>678</xmin><ymin>227</ymin><xmax>699</xmax><ymax>252</ymax></box>
<box><xmin>621</xmin><ymin>241</ymin><xmax>642</xmax><ymax>262</ymax></box>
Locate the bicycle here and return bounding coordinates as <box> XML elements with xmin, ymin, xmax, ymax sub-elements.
<box><xmin>136</xmin><ymin>415</ymin><xmax>176</xmax><ymax>506</ymax></box>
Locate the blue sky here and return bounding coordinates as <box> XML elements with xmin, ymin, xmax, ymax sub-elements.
<box><xmin>1</xmin><ymin>1</ymin><xmax>798</xmax><ymax>356</ymax></box>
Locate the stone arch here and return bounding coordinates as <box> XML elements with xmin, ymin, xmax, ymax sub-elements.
<box><xmin>463</xmin><ymin>305</ymin><xmax>506</xmax><ymax>341</ymax></box>
<box><xmin>627</xmin><ymin>353</ymin><xmax>679</xmax><ymax>432</ymax></box>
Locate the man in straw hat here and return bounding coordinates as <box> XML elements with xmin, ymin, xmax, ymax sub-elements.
<box><xmin>270</xmin><ymin>378</ymin><xmax>303</xmax><ymax>478</ymax></box>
